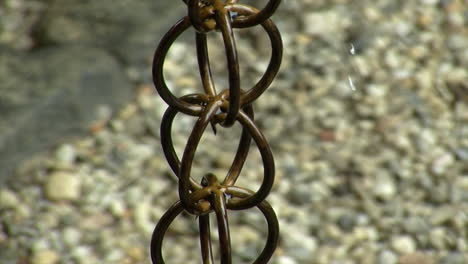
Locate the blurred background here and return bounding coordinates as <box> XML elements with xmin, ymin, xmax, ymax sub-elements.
<box><xmin>0</xmin><ymin>0</ymin><xmax>467</xmax><ymax>264</ymax></box>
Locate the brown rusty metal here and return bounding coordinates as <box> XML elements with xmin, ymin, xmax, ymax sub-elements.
<box><xmin>151</xmin><ymin>0</ymin><xmax>283</xmax><ymax>263</ymax></box>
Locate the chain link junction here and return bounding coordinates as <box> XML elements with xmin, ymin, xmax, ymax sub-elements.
<box><xmin>151</xmin><ymin>0</ymin><xmax>283</xmax><ymax>263</ymax></box>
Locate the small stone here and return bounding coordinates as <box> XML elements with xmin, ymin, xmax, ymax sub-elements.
<box><xmin>430</xmin><ymin>206</ymin><xmax>455</xmax><ymax>225</ymax></box>
<box><xmin>431</xmin><ymin>152</ymin><xmax>454</xmax><ymax>175</ymax></box>
<box><xmin>31</xmin><ymin>250</ymin><xmax>59</xmax><ymax>264</ymax></box>
<box><xmin>105</xmin><ymin>249</ymin><xmax>125</xmax><ymax>262</ymax></box>
<box><xmin>134</xmin><ymin>200</ymin><xmax>153</xmax><ymax>234</ymax></box>
<box><xmin>109</xmin><ymin>200</ymin><xmax>127</xmax><ymax>217</ymax></box>
<box><xmin>353</xmin><ymin>226</ymin><xmax>379</xmax><ymax>241</ymax></box>
<box><xmin>373</xmin><ymin>173</ymin><xmax>397</xmax><ymax>200</ymax></box>
<box><xmin>63</xmin><ymin>227</ymin><xmax>81</xmax><ymax>246</ymax></box>
<box><xmin>55</xmin><ymin>144</ymin><xmax>76</xmax><ymax>167</ymax></box>
<box><xmin>304</xmin><ymin>11</ymin><xmax>340</xmax><ymax>36</ymax></box>
<box><xmin>454</xmin><ymin>148</ymin><xmax>468</xmax><ymax>161</ymax></box>
<box><xmin>403</xmin><ymin>217</ymin><xmax>429</xmax><ymax>234</ymax></box>
<box><xmin>399</xmin><ymin>252</ymin><xmax>434</xmax><ymax>264</ymax></box>
<box><xmin>283</xmin><ymin>227</ymin><xmax>317</xmax><ymax>262</ymax></box>
<box><xmin>391</xmin><ymin>235</ymin><xmax>416</xmax><ymax>254</ymax></box>
<box><xmin>80</xmin><ymin>213</ymin><xmax>113</xmax><ymax>230</ymax></box>
<box><xmin>45</xmin><ymin>172</ymin><xmax>81</xmax><ymax>201</ymax></box>
<box><xmin>337</xmin><ymin>214</ymin><xmax>356</xmax><ymax>232</ymax></box>
<box><xmin>429</xmin><ymin>228</ymin><xmax>447</xmax><ymax>249</ymax></box>
<box><xmin>378</xmin><ymin>250</ymin><xmax>398</xmax><ymax>264</ymax></box>
<box><xmin>0</xmin><ymin>189</ymin><xmax>19</xmax><ymax>209</ymax></box>
<box><xmin>71</xmin><ymin>246</ymin><xmax>92</xmax><ymax>260</ymax></box>
<box><xmin>275</xmin><ymin>255</ymin><xmax>298</xmax><ymax>264</ymax></box>
<box><xmin>126</xmin><ymin>247</ymin><xmax>145</xmax><ymax>261</ymax></box>
<box><xmin>440</xmin><ymin>253</ymin><xmax>466</xmax><ymax>264</ymax></box>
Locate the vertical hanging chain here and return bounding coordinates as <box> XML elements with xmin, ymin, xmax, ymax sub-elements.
<box><xmin>151</xmin><ymin>0</ymin><xmax>283</xmax><ymax>263</ymax></box>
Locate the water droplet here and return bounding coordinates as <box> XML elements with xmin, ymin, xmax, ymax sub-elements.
<box><xmin>229</xmin><ymin>11</ymin><xmax>238</xmax><ymax>22</ymax></box>
<box><xmin>223</xmin><ymin>192</ymin><xmax>232</xmax><ymax>200</ymax></box>
<box><xmin>348</xmin><ymin>76</ymin><xmax>356</xmax><ymax>91</ymax></box>
<box><xmin>350</xmin><ymin>43</ymin><xmax>356</xmax><ymax>55</ymax></box>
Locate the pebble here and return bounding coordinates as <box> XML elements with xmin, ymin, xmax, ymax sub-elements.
<box><xmin>304</xmin><ymin>11</ymin><xmax>340</xmax><ymax>36</ymax></box>
<box><xmin>109</xmin><ymin>199</ymin><xmax>127</xmax><ymax>217</ymax></box>
<box><xmin>283</xmin><ymin>227</ymin><xmax>317</xmax><ymax>261</ymax></box>
<box><xmin>399</xmin><ymin>252</ymin><xmax>434</xmax><ymax>264</ymax></box>
<box><xmin>337</xmin><ymin>214</ymin><xmax>356</xmax><ymax>232</ymax></box>
<box><xmin>55</xmin><ymin>144</ymin><xmax>76</xmax><ymax>167</ymax></box>
<box><xmin>373</xmin><ymin>173</ymin><xmax>397</xmax><ymax>200</ymax></box>
<box><xmin>0</xmin><ymin>189</ymin><xmax>19</xmax><ymax>209</ymax></box>
<box><xmin>62</xmin><ymin>227</ymin><xmax>81</xmax><ymax>246</ymax></box>
<box><xmin>431</xmin><ymin>152</ymin><xmax>454</xmax><ymax>175</ymax></box>
<box><xmin>134</xmin><ymin>199</ymin><xmax>154</xmax><ymax>234</ymax></box>
<box><xmin>391</xmin><ymin>235</ymin><xmax>416</xmax><ymax>254</ymax></box>
<box><xmin>31</xmin><ymin>250</ymin><xmax>59</xmax><ymax>264</ymax></box>
<box><xmin>429</xmin><ymin>228</ymin><xmax>448</xmax><ymax>249</ymax></box>
<box><xmin>45</xmin><ymin>171</ymin><xmax>81</xmax><ymax>201</ymax></box>
<box><xmin>275</xmin><ymin>255</ymin><xmax>298</xmax><ymax>264</ymax></box>
<box><xmin>378</xmin><ymin>250</ymin><xmax>398</xmax><ymax>264</ymax></box>
<box><xmin>440</xmin><ymin>253</ymin><xmax>466</xmax><ymax>264</ymax></box>
<box><xmin>403</xmin><ymin>217</ymin><xmax>429</xmax><ymax>234</ymax></box>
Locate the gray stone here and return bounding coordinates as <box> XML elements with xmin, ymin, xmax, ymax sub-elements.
<box><xmin>403</xmin><ymin>217</ymin><xmax>430</xmax><ymax>234</ymax></box>
<box><xmin>337</xmin><ymin>214</ymin><xmax>357</xmax><ymax>232</ymax></box>
<box><xmin>0</xmin><ymin>46</ymin><xmax>131</xmax><ymax>182</ymax></box>
<box><xmin>34</xmin><ymin>0</ymin><xmax>182</xmax><ymax>66</ymax></box>
<box><xmin>440</xmin><ymin>253</ymin><xmax>466</xmax><ymax>264</ymax></box>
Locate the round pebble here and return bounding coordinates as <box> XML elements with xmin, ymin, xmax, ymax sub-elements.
<box><xmin>391</xmin><ymin>236</ymin><xmax>416</xmax><ymax>254</ymax></box>
<box><xmin>45</xmin><ymin>172</ymin><xmax>81</xmax><ymax>201</ymax></box>
<box><xmin>31</xmin><ymin>250</ymin><xmax>59</xmax><ymax>264</ymax></box>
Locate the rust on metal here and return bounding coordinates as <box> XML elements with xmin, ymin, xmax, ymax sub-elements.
<box><xmin>151</xmin><ymin>0</ymin><xmax>283</xmax><ymax>263</ymax></box>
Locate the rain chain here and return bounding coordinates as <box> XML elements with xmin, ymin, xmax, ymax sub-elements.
<box><xmin>151</xmin><ymin>0</ymin><xmax>283</xmax><ymax>263</ymax></box>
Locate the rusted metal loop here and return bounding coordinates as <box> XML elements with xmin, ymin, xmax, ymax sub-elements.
<box><xmin>229</xmin><ymin>5</ymin><xmax>283</xmax><ymax>106</ymax></box>
<box><xmin>154</xmin><ymin>16</ymin><xmax>241</xmax><ymax>122</ymax></box>
<box><xmin>178</xmin><ymin>101</ymin><xmax>221</xmax><ymax>214</ymax></box>
<box><xmin>179</xmin><ymin>108</ymin><xmax>274</xmax><ymax>213</ymax></box>
<box><xmin>199</xmin><ymin>214</ymin><xmax>214</xmax><ymax>264</ymax></box>
<box><xmin>161</xmin><ymin>96</ymin><xmax>253</xmax><ymax>197</ymax></box>
<box><xmin>196</xmin><ymin>33</ymin><xmax>217</xmax><ymax>97</ymax></box>
<box><xmin>150</xmin><ymin>190</ymin><xmax>279</xmax><ymax>264</ymax></box>
<box><xmin>213</xmin><ymin>188</ymin><xmax>232</xmax><ymax>264</ymax></box>
<box><xmin>161</xmin><ymin>94</ymin><xmax>209</xmax><ymax>191</ymax></box>
<box><xmin>225</xmin><ymin>187</ymin><xmax>279</xmax><ymax>264</ymax></box>
<box><xmin>215</xmin><ymin>7</ymin><xmax>241</xmax><ymax>127</ymax></box>
<box><xmin>226</xmin><ymin>0</ymin><xmax>281</xmax><ymax>28</ymax></box>
<box><xmin>154</xmin><ymin>7</ymin><xmax>281</xmax><ymax>117</ymax></box>
<box><xmin>153</xmin><ymin>16</ymin><xmax>205</xmax><ymax>116</ymax></box>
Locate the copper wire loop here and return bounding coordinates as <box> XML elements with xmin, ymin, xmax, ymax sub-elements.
<box><xmin>151</xmin><ymin>0</ymin><xmax>282</xmax><ymax>263</ymax></box>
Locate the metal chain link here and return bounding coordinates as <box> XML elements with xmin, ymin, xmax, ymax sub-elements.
<box><xmin>151</xmin><ymin>0</ymin><xmax>283</xmax><ymax>263</ymax></box>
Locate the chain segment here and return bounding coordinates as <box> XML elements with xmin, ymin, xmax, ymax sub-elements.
<box><xmin>151</xmin><ymin>0</ymin><xmax>283</xmax><ymax>263</ymax></box>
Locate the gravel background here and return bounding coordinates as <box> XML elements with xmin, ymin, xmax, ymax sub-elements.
<box><xmin>1</xmin><ymin>0</ymin><xmax>468</xmax><ymax>264</ymax></box>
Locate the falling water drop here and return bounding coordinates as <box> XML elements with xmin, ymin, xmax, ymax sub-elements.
<box><xmin>350</xmin><ymin>43</ymin><xmax>356</xmax><ymax>55</ymax></box>
<box><xmin>348</xmin><ymin>76</ymin><xmax>356</xmax><ymax>91</ymax></box>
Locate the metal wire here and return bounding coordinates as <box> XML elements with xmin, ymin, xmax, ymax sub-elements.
<box><xmin>151</xmin><ymin>0</ymin><xmax>283</xmax><ymax>263</ymax></box>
